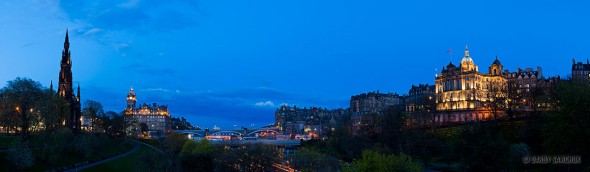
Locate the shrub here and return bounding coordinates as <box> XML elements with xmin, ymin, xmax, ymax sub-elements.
<box><xmin>6</xmin><ymin>138</ymin><xmax>35</xmax><ymax>169</ymax></box>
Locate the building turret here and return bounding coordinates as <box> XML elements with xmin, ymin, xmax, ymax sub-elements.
<box><xmin>489</xmin><ymin>56</ymin><xmax>503</xmax><ymax>76</ymax></box>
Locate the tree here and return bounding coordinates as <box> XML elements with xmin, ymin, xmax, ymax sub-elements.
<box><xmin>161</xmin><ymin>133</ymin><xmax>189</xmax><ymax>155</ymax></box>
<box><xmin>82</xmin><ymin>100</ymin><xmax>104</xmax><ymax>132</ymax></box>
<box><xmin>485</xmin><ymin>81</ymin><xmax>507</xmax><ymax>120</ymax></box>
<box><xmin>541</xmin><ymin>81</ymin><xmax>590</xmax><ymax>170</ymax></box>
<box><xmin>180</xmin><ymin>139</ymin><xmax>215</xmax><ymax>171</ymax></box>
<box><xmin>140</xmin><ymin>122</ymin><xmax>149</xmax><ymax>134</ymax></box>
<box><xmin>6</xmin><ymin>138</ymin><xmax>35</xmax><ymax>169</ymax></box>
<box><xmin>379</xmin><ymin>106</ymin><xmax>406</xmax><ymax>153</ymax></box>
<box><xmin>292</xmin><ymin>147</ymin><xmax>340</xmax><ymax>171</ymax></box>
<box><xmin>38</xmin><ymin>89</ymin><xmax>69</xmax><ymax>131</ymax></box>
<box><xmin>341</xmin><ymin>150</ymin><xmax>421</xmax><ymax>172</ymax></box>
<box><xmin>2</xmin><ymin>77</ymin><xmax>44</xmax><ymax>139</ymax></box>
<box><xmin>359</xmin><ymin>112</ymin><xmax>381</xmax><ymax>138</ymax></box>
<box><xmin>216</xmin><ymin>143</ymin><xmax>281</xmax><ymax>171</ymax></box>
<box><xmin>0</xmin><ymin>90</ymin><xmax>19</xmax><ymax>134</ymax></box>
<box><xmin>454</xmin><ymin>123</ymin><xmax>511</xmax><ymax>171</ymax></box>
<box><xmin>99</xmin><ymin>111</ymin><xmax>127</xmax><ymax>137</ymax></box>
<box><xmin>506</xmin><ymin>79</ymin><xmax>520</xmax><ymax>118</ymax></box>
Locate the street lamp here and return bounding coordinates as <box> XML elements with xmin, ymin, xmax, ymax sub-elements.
<box><xmin>15</xmin><ymin>106</ymin><xmax>19</xmax><ymax>111</ymax></box>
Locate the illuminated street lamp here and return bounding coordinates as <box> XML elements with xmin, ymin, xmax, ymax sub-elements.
<box><xmin>15</xmin><ymin>106</ymin><xmax>20</xmax><ymax>111</ymax></box>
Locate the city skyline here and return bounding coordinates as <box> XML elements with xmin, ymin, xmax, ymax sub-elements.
<box><xmin>1</xmin><ymin>1</ymin><xmax>588</xmax><ymax>128</ymax></box>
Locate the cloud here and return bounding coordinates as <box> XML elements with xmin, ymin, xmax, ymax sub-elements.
<box><xmin>113</xmin><ymin>43</ymin><xmax>130</xmax><ymax>52</ymax></box>
<box><xmin>142</xmin><ymin>88</ymin><xmax>170</xmax><ymax>92</ymax></box>
<box><xmin>254</xmin><ymin>101</ymin><xmax>274</xmax><ymax>107</ymax></box>
<box><xmin>59</xmin><ymin>0</ymin><xmax>201</xmax><ymax>32</ymax></box>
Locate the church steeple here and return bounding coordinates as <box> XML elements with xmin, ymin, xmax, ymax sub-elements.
<box><xmin>49</xmin><ymin>80</ymin><xmax>53</xmax><ymax>92</ymax></box>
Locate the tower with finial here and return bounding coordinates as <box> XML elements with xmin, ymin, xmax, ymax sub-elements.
<box><xmin>126</xmin><ymin>86</ymin><xmax>137</xmax><ymax>110</ymax></box>
<box><xmin>57</xmin><ymin>29</ymin><xmax>81</xmax><ymax>132</ymax></box>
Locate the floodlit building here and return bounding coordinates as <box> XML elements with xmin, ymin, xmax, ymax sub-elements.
<box><xmin>434</xmin><ymin>45</ymin><xmax>508</xmax><ymax>122</ymax></box>
<box><xmin>124</xmin><ymin>87</ymin><xmax>171</xmax><ymax>134</ymax></box>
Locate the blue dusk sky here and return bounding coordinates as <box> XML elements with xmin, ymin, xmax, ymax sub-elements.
<box><xmin>0</xmin><ymin>0</ymin><xmax>587</xmax><ymax>129</ymax></box>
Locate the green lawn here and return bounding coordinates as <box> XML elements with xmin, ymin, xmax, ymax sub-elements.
<box><xmin>82</xmin><ymin>144</ymin><xmax>151</xmax><ymax>172</ymax></box>
<box><xmin>136</xmin><ymin>138</ymin><xmax>159</xmax><ymax>147</ymax></box>
<box><xmin>0</xmin><ymin>135</ymin><xmax>16</xmax><ymax>148</ymax></box>
<box><xmin>26</xmin><ymin>140</ymin><xmax>133</xmax><ymax>171</ymax></box>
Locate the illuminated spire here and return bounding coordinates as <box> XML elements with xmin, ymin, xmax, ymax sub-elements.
<box><xmin>461</xmin><ymin>44</ymin><xmax>473</xmax><ymax>64</ymax></box>
<box><xmin>464</xmin><ymin>44</ymin><xmax>469</xmax><ymax>57</ymax></box>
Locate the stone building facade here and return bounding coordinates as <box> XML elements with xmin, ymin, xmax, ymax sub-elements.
<box><xmin>274</xmin><ymin>105</ymin><xmax>346</xmax><ymax>138</ymax></box>
<box><xmin>350</xmin><ymin>91</ymin><xmax>401</xmax><ymax>115</ymax></box>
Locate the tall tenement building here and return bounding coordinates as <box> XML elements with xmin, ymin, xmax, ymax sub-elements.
<box><xmin>124</xmin><ymin>87</ymin><xmax>171</xmax><ymax>134</ymax></box>
<box><xmin>504</xmin><ymin>67</ymin><xmax>544</xmax><ymax>109</ymax></box>
<box><xmin>57</xmin><ymin>29</ymin><xmax>82</xmax><ymax>131</ymax></box>
<box><xmin>435</xmin><ymin>45</ymin><xmax>507</xmax><ymax>122</ymax></box>
<box><xmin>350</xmin><ymin>91</ymin><xmax>401</xmax><ymax>133</ymax></box>
<box><xmin>350</xmin><ymin>91</ymin><xmax>401</xmax><ymax>115</ymax></box>
<box><xmin>572</xmin><ymin>58</ymin><xmax>590</xmax><ymax>85</ymax></box>
<box><xmin>405</xmin><ymin>84</ymin><xmax>435</xmax><ymax>113</ymax></box>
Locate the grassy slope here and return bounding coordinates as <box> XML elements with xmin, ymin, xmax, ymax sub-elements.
<box><xmin>82</xmin><ymin>144</ymin><xmax>151</xmax><ymax>172</ymax></box>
